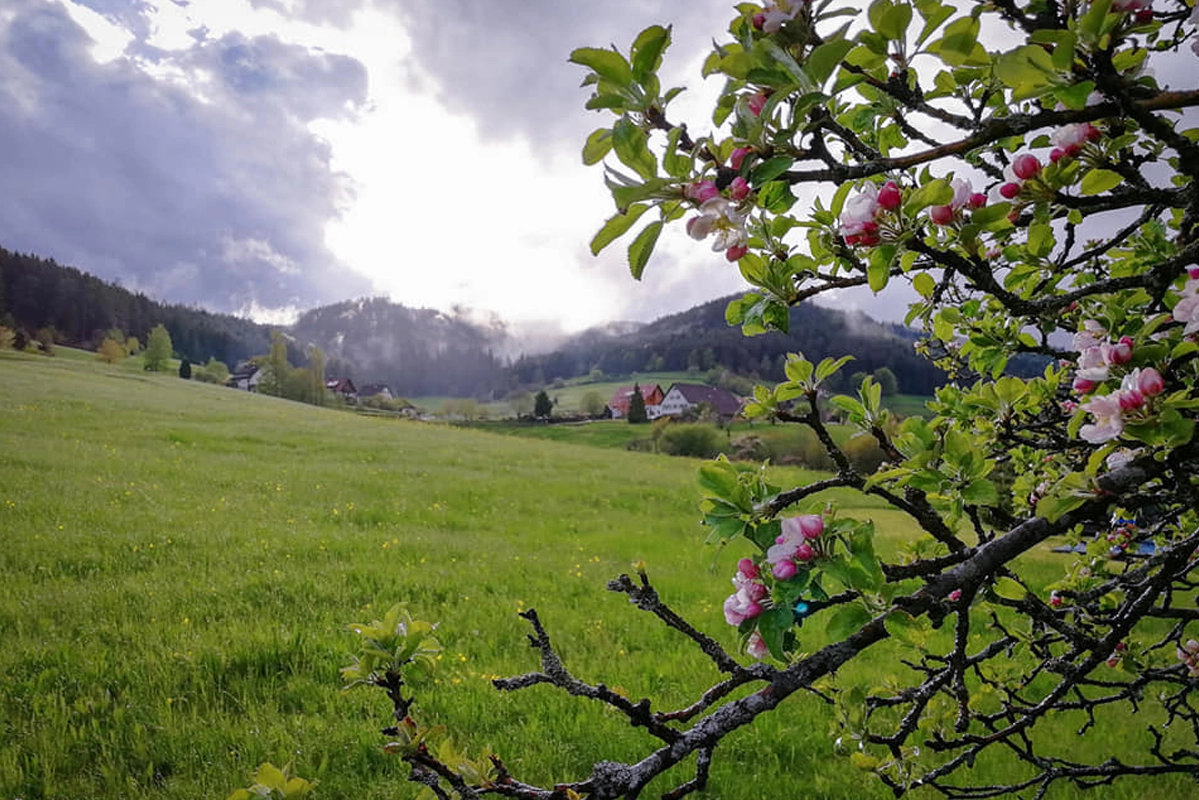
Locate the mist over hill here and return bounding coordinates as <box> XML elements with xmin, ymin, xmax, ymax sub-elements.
<box><xmin>2</xmin><ymin>245</ymin><xmax>955</xmax><ymax>398</ymax></box>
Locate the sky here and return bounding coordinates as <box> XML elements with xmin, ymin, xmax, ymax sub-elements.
<box><xmin>1</xmin><ymin>0</ymin><xmax>804</xmax><ymax>336</ymax></box>
<box><xmin>4</xmin><ymin>3</ymin><xmax>1192</xmax><ymax>341</ymax></box>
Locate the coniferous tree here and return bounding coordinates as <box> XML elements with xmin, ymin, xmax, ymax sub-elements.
<box><xmin>627</xmin><ymin>384</ymin><xmax>648</xmax><ymax>424</ymax></box>
<box><xmin>178</xmin><ymin>358</ymin><xmax>192</xmax><ymax>379</ymax></box>
<box><xmin>533</xmin><ymin>390</ymin><xmax>553</xmax><ymax>418</ymax></box>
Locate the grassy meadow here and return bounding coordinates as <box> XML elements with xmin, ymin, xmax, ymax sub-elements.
<box><xmin>0</xmin><ymin>349</ymin><xmax>1190</xmax><ymax>799</ymax></box>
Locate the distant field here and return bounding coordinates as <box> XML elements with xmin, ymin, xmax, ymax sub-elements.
<box><xmin>0</xmin><ymin>350</ymin><xmax>1183</xmax><ymax>800</ymax></box>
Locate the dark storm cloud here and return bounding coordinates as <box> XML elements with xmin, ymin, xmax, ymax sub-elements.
<box><xmin>275</xmin><ymin>0</ymin><xmax>734</xmax><ymax>148</ymax></box>
<box><xmin>0</xmin><ymin>0</ymin><xmax>372</xmax><ymax>315</ymax></box>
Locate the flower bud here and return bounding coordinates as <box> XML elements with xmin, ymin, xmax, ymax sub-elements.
<box><xmin>747</xmin><ymin>92</ymin><xmax>768</xmax><ymax>117</ymax></box>
<box><xmin>877</xmin><ymin>181</ymin><xmax>902</xmax><ymax>210</ymax></box>
<box><xmin>948</xmin><ymin>589</ymin><xmax>962</xmax><ymax>602</ymax></box>
<box><xmin>738</xmin><ymin>557</ymin><xmax>759</xmax><ymax>579</ymax></box>
<box><xmin>968</xmin><ymin>192</ymin><xmax>987</xmax><ymax>209</ymax></box>
<box><xmin>1103</xmin><ymin>340</ymin><xmax>1132</xmax><ymax>365</ymax></box>
<box><xmin>1012</xmin><ymin>153</ymin><xmax>1042</xmax><ymax>180</ymax></box>
<box><xmin>1137</xmin><ymin>366</ymin><xmax>1164</xmax><ymax>397</ymax></box>
<box><xmin>729</xmin><ymin>146</ymin><xmax>754</xmax><ymax>171</ymax></box>
<box><xmin>930</xmin><ymin>205</ymin><xmax>954</xmax><ymax>225</ymax></box>
<box><xmin>1117</xmin><ymin>389</ymin><xmax>1144</xmax><ymax>411</ymax></box>
<box><xmin>725</xmin><ymin>243</ymin><xmax>748</xmax><ymax>262</ymax></box>
<box><xmin>772</xmin><ymin>559</ymin><xmax>798</xmax><ymax>580</ymax></box>
<box><xmin>728</xmin><ymin>176</ymin><xmax>750</xmax><ymax>201</ymax></box>
<box><xmin>743</xmin><ymin>602</ymin><xmax>763</xmax><ymax>620</ymax></box>
<box><xmin>999</xmin><ymin>182</ymin><xmax>1021</xmax><ymax>199</ymax></box>
<box><xmin>752</xmin><ymin>12</ymin><xmax>766</xmax><ymax>30</ymax></box>
<box><xmin>1050</xmin><ymin>147</ymin><xmax>1066</xmax><ymax>164</ymax></box>
<box><xmin>685</xmin><ymin>180</ymin><xmax>720</xmax><ymax>203</ymax></box>
<box><xmin>797</xmin><ymin>514</ymin><xmax>824</xmax><ymax>539</ymax></box>
<box><xmin>795</xmin><ymin>543</ymin><xmax>816</xmax><ymax>561</ymax></box>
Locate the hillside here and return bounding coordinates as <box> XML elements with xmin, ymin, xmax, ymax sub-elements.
<box><xmin>2</xmin><ymin>245</ymin><xmax>954</xmax><ymax>399</ymax></box>
<box><xmin>511</xmin><ymin>295</ymin><xmax>947</xmax><ymax>395</ymax></box>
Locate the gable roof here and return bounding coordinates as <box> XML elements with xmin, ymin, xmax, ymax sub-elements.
<box><xmin>665</xmin><ymin>383</ymin><xmax>742</xmax><ymax>416</ymax></box>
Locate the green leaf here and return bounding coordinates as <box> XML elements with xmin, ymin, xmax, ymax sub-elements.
<box><xmin>934</xmin><ymin>17</ymin><xmax>980</xmax><ymax>67</ymax></box>
<box><xmin>992</xmin><ymin>577</ymin><xmax>1025</xmax><ymax>601</ymax></box>
<box><xmin>971</xmin><ymin>201</ymin><xmax>1012</xmax><ymax>227</ymax></box>
<box><xmin>757</xmin><ymin>606</ymin><xmax>795</xmax><ymax>661</ymax></box>
<box><xmin>758</xmin><ymin>181</ymin><xmax>797</xmax><ymax>213</ymax></box>
<box><xmin>612</xmin><ymin>118</ymin><xmax>658</xmax><ymax>181</ymax></box>
<box><xmin>806</xmin><ymin>37</ymin><xmax>855</xmax><ymax>84</ymax></box>
<box><xmin>627</xmin><ymin>221</ymin><xmax>662</xmax><ymax>280</ymax></box>
<box><xmin>913</xmin><ymin>271</ymin><xmax>935</xmax><ymax>298</ymax></box>
<box><xmin>902</xmin><ymin>178</ymin><xmax>954</xmax><ymax>215</ymax></box>
<box><xmin>662</xmin><ymin>126</ymin><xmax>690</xmax><ymax>178</ymax></box>
<box><xmin>1027</xmin><ymin>221</ymin><xmax>1055</xmax><ymax>258</ymax></box>
<box><xmin>590</xmin><ymin>204</ymin><xmax>650</xmax><ymax>256</ymax></box>
<box><xmin>568</xmin><ymin>47</ymin><xmax>633</xmax><ymax>88</ymax></box>
<box><xmin>868</xmin><ymin>245</ymin><xmax>898</xmax><ymax>292</ymax></box>
<box><xmin>582</xmin><ymin>127</ymin><xmax>613</xmax><ymax>166</ymax></box>
<box><xmin>630</xmin><ymin>25</ymin><xmax>670</xmax><ymax>84</ymax></box>
<box><xmin>750</xmin><ymin>156</ymin><xmax>796</xmax><ymax>186</ymax></box>
<box><xmin>825</xmin><ymin>604</ymin><xmax>872</xmax><ymax>640</ymax></box>
<box><xmin>1079</xmin><ymin>0</ymin><xmax>1113</xmax><ymax>41</ymax></box>
<box><xmin>913</xmin><ymin>0</ymin><xmax>954</xmax><ymax>47</ymax></box>
<box><xmin>878</xmin><ymin>3</ymin><xmax>913</xmax><ymax>41</ymax></box>
<box><xmin>962</xmin><ymin>479</ymin><xmax>999</xmax><ymax>506</ymax></box>
<box><xmin>1079</xmin><ymin>168</ymin><xmax>1123</xmax><ymax>196</ymax></box>
<box><xmin>994</xmin><ymin>45</ymin><xmax>1059</xmax><ymax>92</ymax></box>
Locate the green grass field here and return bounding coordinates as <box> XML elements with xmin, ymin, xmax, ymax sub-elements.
<box><xmin>0</xmin><ymin>350</ymin><xmax>1188</xmax><ymax>799</ymax></box>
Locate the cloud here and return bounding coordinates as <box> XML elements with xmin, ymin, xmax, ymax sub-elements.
<box><xmin>0</xmin><ymin>0</ymin><xmax>372</xmax><ymax>316</ymax></box>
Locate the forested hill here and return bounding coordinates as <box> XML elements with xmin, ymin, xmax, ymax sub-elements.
<box><xmin>0</xmin><ymin>247</ymin><xmax>272</xmax><ymax>368</ymax></box>
<box><xmin>289</xmin><ymin>298</ymin><xmax>506</xmax><ymax>398</ymax></box>
<box><xmin>511</xmin><ymin>296</ymin><xmax>948</xmax><ymax>395</ymax></box>
<box><xmin>1</xmin><ymin>245</ymin><xmax>955</xmax><ymax>397</ymax></box>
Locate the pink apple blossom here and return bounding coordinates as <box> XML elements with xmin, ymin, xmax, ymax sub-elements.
<box><xmin>1177</xmin><ymin>639</ymin><xmax>1199</xmax><ymax>677</ymax></box>
<box><xmin>840</xmin><ymin>183</ymin><xmax>882</xmax><ymax>246</ymax></box>
<box><xmin>686</xmin><ymin>198</ymin><xmax>748</xmax><ymax>255</ymax></box>
<box><xmin>758</xmin><ymin>0</ymin><xmax>804</xmax><ymax>33</ymax></box>
<box><xmin>737</xmin><ymin>558</ymin><xmax>760</xmax><ymax>580</ymax></box>
<box><xmin>746</xmin><ymin>631</ymin><xmax>770</xmax><ymax>660</ymax></box>
<box><xmin>772</xmin><ymin>559</ymin><xmax>798</xmax><ymax>580</ymax></box>
<box><xmin>1079</xmin><ymin>393</ymin><xmax>1125</xmax><ymax>444</ymax></box>
<box><xmin>728</xmin><ymin>176</ymin><xmax>750</xmax><ymax>201</ymax></box>
<box><xmin>782</xmin><ymin>514</ymin><xmax>824</xmax><ymax>541</ymax></box>
<box><xmin>1173</xmin><ymin>279</ymin><xmax>1199</xmax><ymax>334</ymax></box>
<box><xmin>930</xmin><ymin>205</ymin><xmax>954</xmax><ymax>226</ymax></box>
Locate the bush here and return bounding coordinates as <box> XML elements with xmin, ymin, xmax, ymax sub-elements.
<box><xmin>658</xmin><ymin>424</ymin><xmax>724</xmax><ymax>459</ymax></box>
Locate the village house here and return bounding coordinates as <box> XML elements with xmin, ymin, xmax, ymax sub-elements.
<box><xmin>607</xmin><ymin>383</ymin><xmax>664</xmax><ymax>419</ymax></box>
<box><xmin>358</xmin><ymin>384</ymin><xmax>393</xmax><ymax>402</ymax></box>
<box><xmin>325</xmin><ymin>378</ymin><xmax>358</xmax><ymax>403</ymax></box>
<box><xmin>658</xmin><ymin>383</ymin><xmax>742</xmax><ymax>420</ymax></box>
<box><xmin>226</xmin><ymin>361</ymin><xmax>262</xmax><ymax>391</ymax></box>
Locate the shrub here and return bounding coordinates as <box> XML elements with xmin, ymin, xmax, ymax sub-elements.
<box><xmin>658</xmin><ymin>423</ymin><xmax>724</xmax><ymax>459</ymax></box>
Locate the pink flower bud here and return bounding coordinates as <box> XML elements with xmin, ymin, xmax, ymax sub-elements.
<box><xmin>968</xmin><ymin>192</ymin><xmax>987</xmax><ymax>209</ymax></box>
<box><xmin>1117</xmin><ymin>389</ymin><xmax>1144</xmax><ymax>411</ymax></box>
<box><xmin>752</xmin><ymin>12</ymin><xmax>766</xmax><ymax>30</ymax></box>
<box><xmin>772</xmin><ymin>559</ymin><xmax>798</xmax><ymax>580</ymax></box>
<box><xmin>1137</xmin><ymin>367</ymin><xmax>1164</xmax><ymax>397</ymax></box>
<box><xmin>877</xmin><ymin>181</ymin><xmax>902</xmax><ymax>210</ymax></box>
<box><xmin>797</xmin><ymin>514</ymin><xmax>824</xmax><ymax>540</ymax></box>
<box><xmin>747</xmin><ymin>92</ymin><xmax>768</xmax><ymax>117</ymax></box>
<box><xmin>930</xmin><ymin>205</ymin><xmax>954</xmax><ymax>226</ymax></box>
<box><xmin>728</xmin><ymin>176</ymin><xmax>750</xmax><ymax>201</ymax></box>
<box><xmin>1103</xmin><ymin>340</ymin><xmax>1132</xmax><ymax>365</ymax></box>
<box><xmin>1189</xmin><ymin>267</ymin><xmax>1199</xmax><ymax>280</ymax></box>
<box><xmin>1084</xmin><ymin>124</ymin><xmax>1102</xmax><ymax>142</ymax></box>
<box><xmin>1065</xmin><ymin>143</ymin><xmax>1082</xmax><ymax>158</ymax></box>
<box><xmin>729</xmin><ymin>146</ymin><xmax>753</xmax><ymax>171</ymax></box>
<box><xmin>795</xmin><ymin>543</ymin><xmax>816</xmax><ymax>561</ymax></box>
<box><xmin>1050</xmin><ymin>147</ymin><xmax>1066</xmax><ymax>164</ymax></box>
<box><xmin>685</xmin><ymin>180</ymin><xmax>720</xmax><ymax>203</ymax></box>
<box><xmin>948</xmin><ymin>589</ymin><xmax>962</xmax><ymax>602</ymax></box>
<box><xmin>743</xmin><ymin>602</ymin><xmax>763</xmax><ymax>619</ymax></box>
<box><xmin>725</xmin><ymin>243</ymin><xmax>748</xmax><ymax>262</ymax></box>
<box><xmin>1135</xmin><ymin>8</ymin><xmax>1153</xmax><ymax>22</ymax></box>
<box><xmin>744</xmin><ymin>581</ymin><xmax>767</xmax><ymax>602</ymax></box>
<box><xmin>999</xmin><ymin>182</ymin><xmax>1021</xmax><ymax>199</ymax></box>
<box><xmin>1050</xmin><ymin>592</ymin><xmax>1063</xmax><ymax>608</ymax></box>
<box><xmin>738</xmin><ymin>558</ymin><xmax>759</xmax><ymax>579</ymax></box>
<box><xmin>1073</xmin><ymin>377</ymin><xmax>1096</xmax><ymax>394</ymax></box>
<box><xmin>1012</xmin><ymin>153</ymin><xmax>1042</xmax><ymax>181</ymax></box>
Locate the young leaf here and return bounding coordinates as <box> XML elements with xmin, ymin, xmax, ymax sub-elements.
<box><xmin>627</xmin><ymin>221</ymin><xmax>663</xmax><ymax>280</ymax></box>
<box><xmin>590</xmin><ymin>204</ymin><xmax>650</xmax><ymax>256</ymax></box>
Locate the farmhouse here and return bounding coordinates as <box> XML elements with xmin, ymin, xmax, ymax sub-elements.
<box><xmin>325</xmin><ymin>378</ymin><xmax>358</xmax><ymax>402</ymax></box>
<box><xmin>608</xmin><ymin>383</ymin><xmax>664</xmax><ymax>419</ymax></box>
<box><xmin>658</xmin><ymin>383</ymin><xmax>742</xmax><ymax>420</ymax></box>
<box><xmin>358</xmin><ymin>384</ymin><xmax>393</xmax><ymax>402</ymax></box>
<box><xmin>226</xmin><ymin>362</ymin><xmax>262</xmax><ymax>391</ymax></box>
